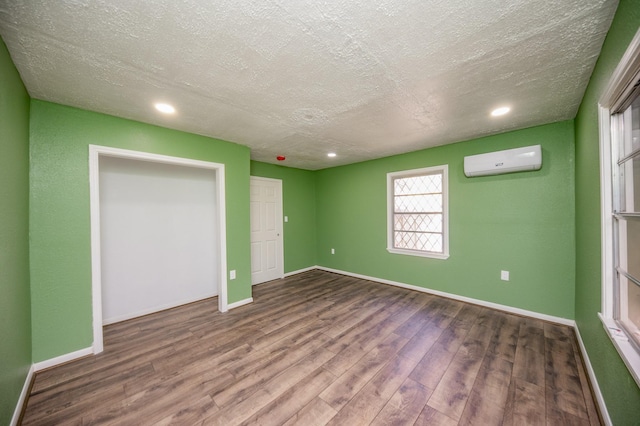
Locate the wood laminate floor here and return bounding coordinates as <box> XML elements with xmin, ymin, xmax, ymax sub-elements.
<box><xmin>21</xmin><ymin>270</ymin><xmax>601</xmax><ymax>425</ymax></box>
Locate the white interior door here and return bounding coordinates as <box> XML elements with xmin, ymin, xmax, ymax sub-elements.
<box><xmin>250</xmin><ymin>177</ymin><xmax>283</xmax><ymax>285</ymax></box>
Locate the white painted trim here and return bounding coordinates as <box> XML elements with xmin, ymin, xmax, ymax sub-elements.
<box><xmin>217</xmin><ymin>163</ymin><xmax>229</xmax><ymax>314</ymax></box>
<box><xmin>600</xmin><ymin>27</ymin><xmax>640</xmax><ymax>110</ymax></box>
<box><xmin>227</xmin><ymin>297</ymin><xmax>254</xmax><ymax>310</ymax></box>
<box><xmin>598</xmin><ymin>104</ymin><xmax>615</xmax><ymax>317</ymax></box>
<box><xmin>599</xmin><ymin>313</ymin><xmax>640</xmax><ymax>388</ymax></box>
<box><xmin>34</xmin><ymin>347</ymin><xmax>93</xmax><ymax>372</ymax></box>
<box><xmin>250</xmin><ymin>176</ymin><xmax>282</xmax><ymax>183</ymax></box>
<box><xmin>88</xmin><ymin>147</ymin><xmax>104</xmax><ymax>353</ymax></box>
<box><xmin>574</xmin><ymin>324</ymin><xmax>612</xmax><ymax>426</ymax></box>
<box><xmin>316</xmin><ymin>266</ymin><xmax>575</xmax><ymax>326</ymax></box>
<box><xmin>103</xmin><ymin>292</ymin><xmax>218</xmax><ymax>325</ymax></box>
<box><xmin>284</xmin><ymin>266</ymin><xmax>319</xmax><ymax>277</ymax></box>
<box><xmin>10</xmin><ymin>365</ymin><xmax>34</xmax><ymax>426</ymax></box>
<box><xmin>89</xmin><ymin>145</ymin><xmax>229</xmax><ymax>354</ymax></box>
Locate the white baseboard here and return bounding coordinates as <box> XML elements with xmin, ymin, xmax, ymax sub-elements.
<box><xmin>227</xmin><ymin>297</ymin><xmax>253</xmax><ymax>310</ymax></box>
<box><xmin>10</xmin><ymin>364</ymin><xmax>34</xmax><ymax>426</ymax></box>
<box><xmin>284</xmin><ymin>266</ymin><xmax>319</xmax><ymax>277</ymax></box>
<box><xmin>317</xmin><ymin>266</ymin><xmax>575</xmax><ymax>326</ymax></box>
<box><xmin>33</xmin><ymin>346</ymin><xmax>94</xmax><ymax>372</ymax></box>
<box><xmin>574</xmin><ymin>325</ymin><xmax>612</xmax><ymax>426</ymax></box>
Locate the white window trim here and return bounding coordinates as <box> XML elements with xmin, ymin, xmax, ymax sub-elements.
<box><xmin>599</xmin><ymin>104</ymin><xmax>615</xmax><ymax>318</ymax></box>
<box><xmin>598</xmin><ymin>28</ymin><xmax>640</xmax><ymax>388</ymax></box>
<box><xmin>387</xmin><ymin>164</ymin><xmax>449</xmax><ymax>260</ymax></box>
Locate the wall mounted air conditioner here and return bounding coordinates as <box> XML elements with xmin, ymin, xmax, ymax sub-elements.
<box><xmin>464</xmin><ymin>145</ymin><xmax>542</xmax><ymax>177</ymax></box>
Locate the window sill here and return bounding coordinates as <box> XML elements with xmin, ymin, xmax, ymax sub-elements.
<box><xmin>598</xmin><ymin>313</ymin><xmax>640</xmax><ymax>388</ymax></box>
<box><xmin>387</xmin><ymin>247</ymin><xmax>449</xmax><ymax>260</ymax></box>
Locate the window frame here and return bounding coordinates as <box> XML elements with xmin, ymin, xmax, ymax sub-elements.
<box><xmin>387</xmin><ymin>164</ymin><xmax>449</xmax><ymax>260</ymax></box>
<box><xmin>598</xmin><ymin>28</ymin><xmax>640</xmax><ymax>388</ymax></box>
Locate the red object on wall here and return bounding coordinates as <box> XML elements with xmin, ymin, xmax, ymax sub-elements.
<box><xmin>276</xmin><ymin>156</ymin><xmax>286</xmax><ymax>161</ymax></box>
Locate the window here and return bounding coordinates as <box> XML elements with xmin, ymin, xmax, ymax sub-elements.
<box><xmin>599</xmin><ymin>28</ymin><xmax>640</xmax><ymax>387</ymax></box>
<box><xmin>387</xmin><ymin>165</ymin><xmax>449</xmax><ymax>259</ymax></box>
<box><xmin>612</xmin><ymin>95</ymin><xmax>640</xmax><ymax>345</ymax></box>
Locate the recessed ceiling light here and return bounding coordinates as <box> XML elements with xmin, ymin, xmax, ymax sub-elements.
<box><xmin>327</xmin><ymin>152</ymin><xmax>337</xmax><ymax>158</ymax></box>
<box><xmin>154</xmin><ymin>103</ymin><xmax>176</xmax><ymax>114</ymax></box>
<box><xmin>491</xmin><ymin>106</ymin><xmax>510</xmax><ymax>117</ymax></box>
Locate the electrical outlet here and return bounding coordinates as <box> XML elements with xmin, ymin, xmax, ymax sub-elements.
<box><xmin>500</xmin><ymin>270</ymin><xmax>509</xmax><ymax>281</ymax></box>
<box><xmin>331</xmin><ymin>248</ymin><xmax>335</xmax><ymax>255</ymax></box>
<box><xmin>230</xmin><ymin>270</ymin><xmax>236</xmax><ymax>280</ymax></box>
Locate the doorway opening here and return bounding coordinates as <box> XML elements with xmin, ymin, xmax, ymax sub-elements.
<box><xmin>89</xmin><ymin>145</ymin><xmax>228</xmax><ymax>354</ymax></box>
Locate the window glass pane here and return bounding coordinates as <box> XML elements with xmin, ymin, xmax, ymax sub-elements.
<box><xmin>418</xmin><ymin>232</ymin><xmax>442</xmax><ymax>252</ymax></box>
<box><xmin>395</xmin><ymin>194</ymin><xmax>442</xmax><ymax>212</ymax></box>
<box><xmin>394</xmin><ymin>214</ymin><xmax>442</xmax><ymax>233</ymax></box>
<box><xmin>616</xmin><ymin>164</ymin><xmax>625</xmax><ymax>212</ymax></box>
<box><xmin>394</xmin><ymin>231</ymin><xmax>442</xmax><ymax>252</ymax></box>
<box><xmin>621</xmin><ymin>96</ymin><xmax>640</xmax><ymax>157</ymax></box>
<box><xmin>628</xmin><ymin>280</ymin><xmax>640</xmax><ymax>333</ymax></box>
<box><xmin>618</xmin><ymin>95</ymin><xmax>640</xmax><ymax>212</ymax></box>
<box><xmin>394</xmin><ymin>175</ymin><xmax>441</xmax><ymax>195</ymax></box>
<box><xmin>631</xmin><ymin>95</ymin><xmax>640</xmax><ymax>153</ymax></box>
<box><xmin>619</xmin><ymin>157</ymin><xmax>640</xmax><ymax>212</ymax></box>
<box><xmin>625</xmin><ymin>218</ymin><xmax>640</xmax><ymax>279</ymax></box>
<box><xmin>620</xmin><ymin>275</ymin><xmax>640</xmax><ymax>345</ymax></box>
<box><xmin>635</xmin><ymin>158</ymin><xmax>640</xmax><ymax>210</ymax></box>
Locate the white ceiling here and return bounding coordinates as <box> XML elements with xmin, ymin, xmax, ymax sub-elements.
<box><xmin>0</xmin><ymin>0</ymin><xmax>618</xmax><ymax>170</ymax></box>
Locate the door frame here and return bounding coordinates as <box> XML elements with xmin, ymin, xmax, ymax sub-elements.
<box><xmin>89</xmin><ymin>145</ymin><xmax>228</xmax><ymax>354</ymax></box>
<box><xmin>250</xmin><ymin>176</ymin><xmax>284</xmax><ymax>285</ymax></box>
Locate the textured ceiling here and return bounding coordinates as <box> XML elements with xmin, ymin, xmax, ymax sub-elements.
<box><xmin>0</xmin><ymin>0</ymin><xmax>618</xmax><ymax>170</ymax></box>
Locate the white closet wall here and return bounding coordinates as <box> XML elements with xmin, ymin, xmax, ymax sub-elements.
<box><xmin>99</xmin><ymin>156</ymin><xmax>218</xmax><ymax>324</ymax></box>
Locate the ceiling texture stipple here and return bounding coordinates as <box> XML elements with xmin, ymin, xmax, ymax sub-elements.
<box><xmin>0</xmin><ymin>0</ymin><xmax>618</xmax><ymax>170</ymax></box>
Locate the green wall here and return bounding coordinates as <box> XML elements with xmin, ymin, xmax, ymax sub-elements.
<box><xmin>250</xmin><ymin>161</ymin><xmax>317</xmax><ymax>273</ymax></box>
<box><xmin>5</xmin><ymin>2</ymin><xmax>640</xmax><ymax>420</ymax></box>
<box><xmin>574</xmin><ymin>0</ymin><xmax>640</xmax><ymax>423</ymax></box>
<box><xmin>29</xmin><ymin>100</ymin><xmax>252</xmax><ymax>362</ymax></box>
<box><xmin>0</xmin><ymin>37</ymin><xmax>32</xmax><ymax>424</ymax></box>
<box><xmin>316</xmin><ymin>121</ymin><xmax>576</xmax><ymax>319</ymax></box>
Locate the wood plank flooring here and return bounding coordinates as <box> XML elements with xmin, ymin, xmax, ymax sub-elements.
<box><xmin>21</xmin><ymin>270</ymin><xmax>602</xmax><ymax>425</ymax></box>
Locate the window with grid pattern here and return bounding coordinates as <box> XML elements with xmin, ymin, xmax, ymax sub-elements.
<box><xmin>387</xmin><ymin>165</ymin><xmax>449</xmax><ymax>259</ymax></box>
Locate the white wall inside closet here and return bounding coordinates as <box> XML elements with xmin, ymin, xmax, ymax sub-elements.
<box><xmin>99</xmin><ymin>156</ymin><xmax>218</xmax><ymax>324</ymax></box>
